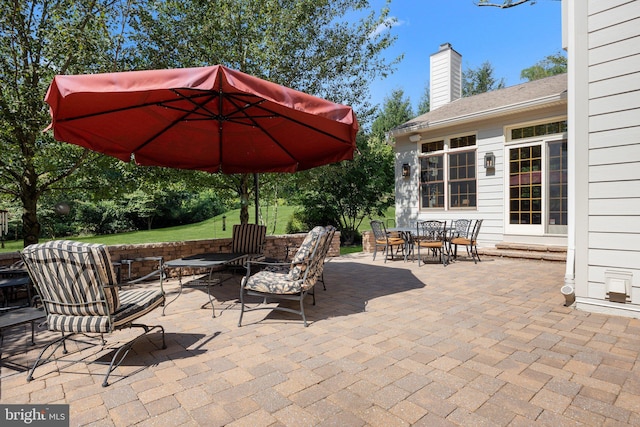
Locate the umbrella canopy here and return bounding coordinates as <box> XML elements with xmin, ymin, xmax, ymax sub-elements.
<box><xmin>44</xmin><ymin>65</ymin><xmax>358</xmax><ymax>174</ymax></box>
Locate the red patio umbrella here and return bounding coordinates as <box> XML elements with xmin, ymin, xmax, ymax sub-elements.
<box><xmin>44</xmin><ymin>65</ymin><xmax>358</xmax><ymax>174</ymax></box>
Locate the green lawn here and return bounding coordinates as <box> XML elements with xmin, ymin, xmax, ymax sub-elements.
<box><xmin>0</xmin><ymin>206</ymin><xmax>395</xmax><ymax>255</ymax></box>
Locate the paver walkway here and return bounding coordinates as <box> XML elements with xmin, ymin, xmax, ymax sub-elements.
<box><xmin>1</xmin><ymin>253</ymin><xmax>639</xmax><ymax>426</ymax></box>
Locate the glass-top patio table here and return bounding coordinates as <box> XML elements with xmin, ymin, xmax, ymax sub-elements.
<box><xmin>164</xmin><ymin>253</ymin><xmax>248</xmax><ymax>317</ymax></box>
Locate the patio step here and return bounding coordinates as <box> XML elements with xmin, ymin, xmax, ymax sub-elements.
<box><xmin>478</xmin><ymin>242</ymin><xmax>567</xmax><ymax>262</ymax></box>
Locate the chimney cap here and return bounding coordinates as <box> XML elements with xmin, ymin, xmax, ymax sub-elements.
<box><xmin>439</xmin><ymin>42</ymin><xmax>452</xmax><ymax>51</ymax></box>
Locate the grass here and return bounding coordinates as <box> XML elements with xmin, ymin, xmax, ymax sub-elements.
<box><xmin>0</xmin><ymin>205</ymin><xmax>395</xmax><ymax>255</ymax></box>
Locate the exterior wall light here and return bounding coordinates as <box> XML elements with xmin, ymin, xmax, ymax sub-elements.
<box><xmin>402</xmin><ymin>163</ymin><xmax>410</xmax><ymax>178</ymax></box>
<box><xmin>484</xmin><ymin>152</ymin><xmax>495</xmax><ymax>169</ymax></box>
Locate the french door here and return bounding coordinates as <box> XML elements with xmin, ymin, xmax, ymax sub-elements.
<box><xmin>506</xmin><ymin>139</ymin><xmax>567</xmax><ymax>235</ymax></box>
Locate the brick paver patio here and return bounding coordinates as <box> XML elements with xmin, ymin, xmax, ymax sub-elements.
<box><xmin>1</xmin><ymin>253</ymin><xmax>639</xmax><ymax>426</ymax></box>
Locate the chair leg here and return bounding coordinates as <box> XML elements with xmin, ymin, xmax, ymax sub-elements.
<box><xmin>472</xmin><ymin>244</ymin><xmax>481</xmax><ymax>264</ymax></box>
<box><xmin>27</xmin><ymin>332</ymin><xmax>75</xmax><ymax>382</ymax></box>
<box><xmin>238</xmin><ymin>284</ymin><xmax>246</xmax><ymax>327</ymax></box>
<box><xmin>102</xmin><ymin>323</ymin><xmax>167</xmax><ymax>387</ymax></box>
<box><xmin>102</xmin><ymin>324</ymin><xmax>166</xmax><ymax>387</ymax></box>
<box><xmin>300</xmin><ymin>293</ymin><xmax>308</xmax><ymax>327</ymax></box>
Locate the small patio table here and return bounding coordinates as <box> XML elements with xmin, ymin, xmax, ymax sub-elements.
<box><xmin>164</xmin><ymin>253</ymin><xmax>247</xmax><ymax>317</ymax></box>
<box><xmin>0</xmin><ymin>267</ymin><xmax>33</xmax><ymax>309</ymax></box>
<box><xmin>0</xmin><ymin>307</ymin><xmax>45</xmax><ymax>350</ymax></box>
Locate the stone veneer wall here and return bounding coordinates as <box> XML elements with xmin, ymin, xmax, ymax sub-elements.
<box><xmin>0</xmin><ymin>232</ymin><xmax>340</xmax><ymax>280</ymax></box>
<box><xmin>361</xmin><ymin>230</ymin><xmax>374</xmax><ymax>253</ymax></box>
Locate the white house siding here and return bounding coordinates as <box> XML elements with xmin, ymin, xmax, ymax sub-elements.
<box><xmin>394</xmin><ymin>106</ymin><xmax>567</xmax><ymax>248</ymax></box>
<box><xmin>573</xmin><ymin>0</ymin><xmax>640</xmax><ymax>317</ymax></box>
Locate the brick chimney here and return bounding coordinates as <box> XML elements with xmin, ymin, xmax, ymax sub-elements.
<box><xmin>429</xmin><ymin>43</ymin><xmax>462</xmax><ymax>110</ymax></box>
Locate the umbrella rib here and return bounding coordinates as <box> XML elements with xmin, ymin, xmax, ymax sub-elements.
<box><xmin>224</xmin><ymin>95</ymin><xmax>300</xmax><ymax>166</ymax></box>
<box><xmin>54</xmin><ymin>91</ymin><xmax>217</xmax><ymax>122</ymax></box>
<box><xmin>226</xmin><ymin>92</ymin><xmax>354</xmax><ymax>146</ymax></box>
<box><xmin>132</xmin><ymin>92</ymin><xmax>219</xmax><ymax>152</ymax></box>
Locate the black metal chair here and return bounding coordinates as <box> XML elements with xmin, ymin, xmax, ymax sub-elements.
<box><xmin>370</xmin><ymin>220</ymin><xmax>407</xmax><ymax>262</ymax></box>
<box><xmin>448</xmin><ymin>219</ymin><xmax>472</xmax><ymax>260</ymax></box>
<box><xmin>450</xmin><ymin>219</ymin><xmax>483</xmax><ymax>264</ymax></box>
<box><xmin>415</xmin><ymin>220</ymin><xmax>448</xmax><ymax>266</ymax></box>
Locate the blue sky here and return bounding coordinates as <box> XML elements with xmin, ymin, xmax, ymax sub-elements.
<box><xmin>367</xmin><ymin>0</ymin><xmax>564</xmax><ymax>112</ymax></box>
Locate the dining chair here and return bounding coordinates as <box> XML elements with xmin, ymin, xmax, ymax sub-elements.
<box><xmin>450</xmin><ymin>219</ymin><xmax>483</xmax><ymax>264</ymax></box>
<box><xmin>448</xmin><ymin>219</ymin><xmax>472</xmax><ymax>260</ymax></box>
<box><xmin>370</xmin><ymin>220</ymin><xmax>407</xmax><ymax>262</ymax></box>
<box><xmin>415</xmin><ymin>220</ymin><xmax>448</xmax><ymax>266</ymax></box>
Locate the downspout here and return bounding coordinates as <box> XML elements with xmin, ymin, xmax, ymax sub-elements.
<box><xmin>562</xmin><ymin>0</ymin><xmax>577</xmax><ymax>304</ymax></box>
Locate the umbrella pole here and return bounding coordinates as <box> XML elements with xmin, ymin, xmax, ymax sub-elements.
<box><xmin>254</xmin><ymin>173</ymin><xmax>259</xmax><ymax>225</ymax></box>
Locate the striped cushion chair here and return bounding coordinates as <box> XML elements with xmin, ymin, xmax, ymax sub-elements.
<box><xmin>20</xmin><ymin>240</ymin><xmax>166</xmax><ymax>387</ymax></box>
<box><xmin>238</xmin><ymin>226</ymin><xmax>328</xmax><ymax>327</ymax></box>
<box><xmin>226</xmin><ymin>224</ymin><xmax>267</xmax><ymax>270</ymax></box>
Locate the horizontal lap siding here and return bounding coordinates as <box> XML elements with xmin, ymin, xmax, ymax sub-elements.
<box><xmin>587</xmin><ymin>1</ymin><xmax>640</xmax><ymax>301</ymax></box>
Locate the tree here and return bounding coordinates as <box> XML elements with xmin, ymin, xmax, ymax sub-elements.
<box><xmin>130</xmin><ymin>0</ymin><xmax>401</xmax><ymax>225</ymax></box>
<box><xmin>0</xmin><ymin>0</ymin><xmax>135</xmax><ymax>246</ymax></box>
<box><xmin>298</xmin><ymin>133</ymin><xmax>394</xmax><ymax>244</ymax></box>
<box><xmin>417</xmin><ymin>83</ymin><xmax>430</xmax><ymax>116</ymax></box>
<box><xmin>476</xmin><ymin>0</ymin><xmax>560</xmax><ymax>8</ymax></box>
<box><xmin>297</xmin><ymin>88</ymin><xmax>410</xmax><ymax>242</ymax></box>
<box><xmin>1</xmin><ymin>0</ymin><xmax>400</xmax><ymax>246</ymax></box>
<box><xmin>476</xmin><ymin>0</ymin><xmax>536</xmax><ymax>7</ymax></box>
<box><xmin>371</xmin><ymin>89</ymin><xmax>414</xmax><ymax>142</ymax></box>
<box><xmin>520</xmin><ymin>52</ymin><xmax>567</xmax><ymax>81</ymax></box>
<box><xmin>462</xmin><ymin>61</ymin><xmax>506</xmax><ymax>97</ymax></box>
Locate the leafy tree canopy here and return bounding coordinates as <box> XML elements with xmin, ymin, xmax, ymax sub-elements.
<box><xmin>520</xmin><ymin>51</ymin><xmax>567</xmax><ymax>81</ymax></box>
<box><xmin>462</xmin><ymin>61</ymin><xmax>506</xmax><ymax>97</ymax></box>
<box><xmin>371</xmin><ymin>89</ymin><xmax>414</xmax><ymax>142</ymax></box>
<box><xmin>1</xmin><ymin>0</ymin><xmax>400</xmax><ymax>245</ymax></box>
<box><xmin>417</xmin><ymin>83</ymin><xmax>430</xmax><ymax>116</ymax></box>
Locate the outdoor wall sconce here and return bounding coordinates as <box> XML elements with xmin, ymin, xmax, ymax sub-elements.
<box><xmin>484</xmin><ymin>152</ymin><xmax>495</xmax><ymax>169</ymax></box>
<box><xmin>402</xmin><ymin>163</ymin><xmax>410</xmax><ymax>178</ymax></box>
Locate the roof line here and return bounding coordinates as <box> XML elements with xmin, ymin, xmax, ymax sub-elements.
<box><xmin>388</xmin><ymin>91</ymin><xmax>567</xmax><ymax>139</ymax></box>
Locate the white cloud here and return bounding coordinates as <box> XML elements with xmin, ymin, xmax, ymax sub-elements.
<box><xmin>369</xmin><ymin>17</ymin><xmax>404</xmax><ymax>39</ymax></box>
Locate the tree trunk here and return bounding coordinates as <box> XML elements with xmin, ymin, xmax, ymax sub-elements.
<box><xmin>239</xmin><ymin>174</ymin><xmax>250</xmax><ymax>224</ymax></box>
<box><xmin>21</xmin><ymin>165</ymin><xmax>41</xmax><ymax>247</ymax></box>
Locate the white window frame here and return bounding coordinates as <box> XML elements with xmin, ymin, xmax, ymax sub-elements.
<box><xmin>504</xmin><ymin>117</ymin><xmax>568</xmax><ymax>235</ymax></box>
<box><xmin>418</xmin><ymin>133</ymin><xmax>478</xmax><ymax>211</ymax></box>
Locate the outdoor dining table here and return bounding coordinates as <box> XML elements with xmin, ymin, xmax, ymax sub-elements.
<box><xmin>163</xmin><ymin>253</ymin><xmax>248</xmax><ymax>317</ymax></box>
<box><xmin>387</xmin><ymin>227</ymin><xmax>416</xmax><ymax>261</ymax></box>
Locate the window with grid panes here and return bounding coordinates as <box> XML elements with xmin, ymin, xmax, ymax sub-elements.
<box><xmin>419</xmin><ymin>136</ymin><xmax>476</xmax><ymax>209</ymax></box>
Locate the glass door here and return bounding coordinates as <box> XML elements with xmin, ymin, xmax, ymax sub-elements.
<box><xmin>506</xmin><ymin>139</ymin><xmax>568</xmax><ymax>236</ymax></box>
<box><xmin>508</xmin><ymin>144</ymin><xmax>543</xmax><ymax>234</ymax></box>
<box><xmin>547</xmin><ymin>139</ymin><xmax>567</xmax><ymax>234</ymax></box>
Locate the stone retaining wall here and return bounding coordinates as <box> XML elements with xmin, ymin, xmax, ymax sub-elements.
<box><xmin>0</xmin><ymin>232</ymin><xmax>340</xmax><ymax>280</ymax></box>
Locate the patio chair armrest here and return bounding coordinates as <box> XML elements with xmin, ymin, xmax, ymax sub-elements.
<box><xmin>244</xmin><ymin>260</ymin><xmax>291</xmax><ymax>277</ymax></box>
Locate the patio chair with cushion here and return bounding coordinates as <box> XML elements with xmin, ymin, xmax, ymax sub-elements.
<box><xmin>370</xmin><ymin>220</ymin><xmax>407</xmax><ymax>262</ymax></box>
<box><xmin>238</xmin><ymin>226</ymin><xmax>329</xmax><ymax>327</ymax></box>
<box><xmin>415</xmin><ymin>220</ymin><xmax>449</xmax><ymax>267</ymax></box>
<box><xmin>450</xmin><ymin>219</ymin><xmax>483</xmax><ymax>264</ymax></box>
<box><xmin>283</xmin><ymin>225</ymin><xmax>336</xmax><ymax>290</ymax></box>
<box><xmin>226</xmin><ymin>223</ymin><xmax>267</xmax><ymax>271</ymax></box>
<box><xmin>20</xmin><ymin>240</ymin><xmax>166</xmax><ymax>387</ymax></box>
<box><xmin>447</xmin><ymin>219</ymin><xmax>472</xmax><ymax>258</ymax></box>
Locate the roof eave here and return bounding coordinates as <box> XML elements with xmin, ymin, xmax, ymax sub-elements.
<box><xmin>388</xmin><ymin>91</ymin><xmax>567</xmax><ymax>141</ymax></box>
